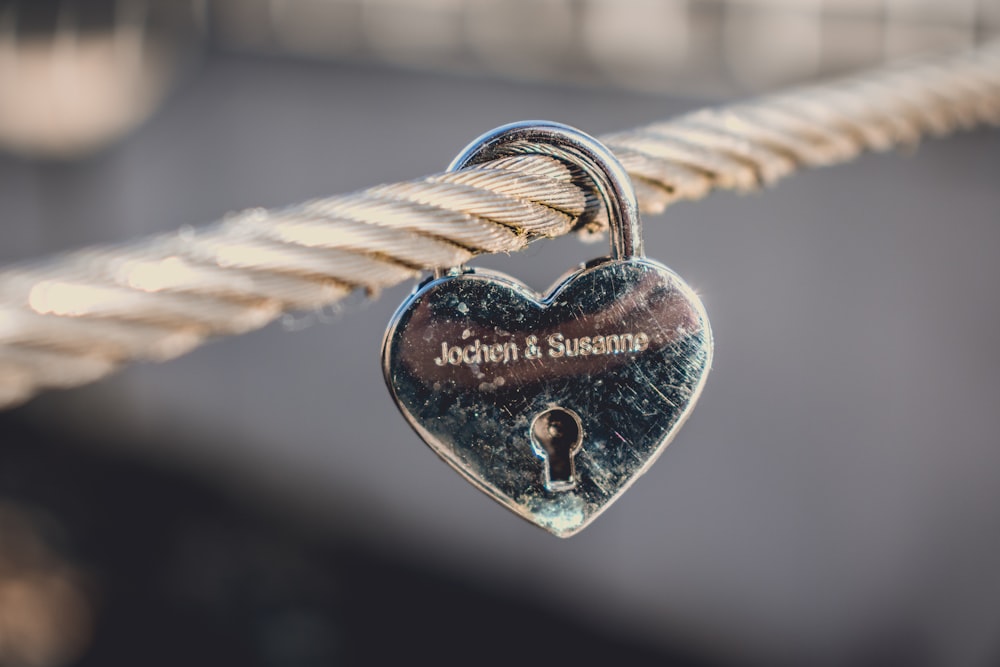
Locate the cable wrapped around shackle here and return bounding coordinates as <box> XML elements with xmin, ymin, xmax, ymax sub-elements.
<box><xmin>0</xmin><ymin>41</ymin><xmax>998</xmax><ymax>409</ymax></box>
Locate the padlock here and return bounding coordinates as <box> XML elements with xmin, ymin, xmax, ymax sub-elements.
<box><xmin>382</xmin><ymin>121</ymin><xmax>712</xmax><ymax>537</ymax></box>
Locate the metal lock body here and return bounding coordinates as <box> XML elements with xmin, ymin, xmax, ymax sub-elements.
<box><xmin>382</xmin><ymin>122</ymin><xmax>712</xmax><ymax>537</ymax></box>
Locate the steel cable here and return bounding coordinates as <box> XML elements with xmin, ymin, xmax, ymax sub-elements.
<box><xmin>1</xmin><ymin>41</ymin><xmax>998</xmax><ymax>408</ymax></box>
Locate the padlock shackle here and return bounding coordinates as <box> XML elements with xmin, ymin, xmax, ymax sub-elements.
<box><xmin>448</xmin><ymin>121</ymin><xmax>644</xmax><ymax>261</ymax></box>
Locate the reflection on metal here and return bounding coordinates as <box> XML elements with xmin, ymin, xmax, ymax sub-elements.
<box><xmin>384</xmin><ymin>261</ymin><xmax>712</xmax><ymax>536</ymax></box>
<box><xmin>383</xmin><ymin>122</ymin><xmax>712</xmax><ymax>536</ymax></box>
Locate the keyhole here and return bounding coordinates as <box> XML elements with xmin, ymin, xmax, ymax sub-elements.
<box><xmin>530</xmin><ymin>407</ymin><xmax>583</xmax><ymax>491</ymax></box>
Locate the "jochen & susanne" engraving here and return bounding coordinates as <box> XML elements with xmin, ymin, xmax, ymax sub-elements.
<box><xmin>433</xmin><ymin>331</ymin><xmax>649</xmax><ymax>367</ymax></box>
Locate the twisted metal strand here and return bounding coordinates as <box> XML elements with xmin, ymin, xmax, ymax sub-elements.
<box><xmin>1</xmin><ymin>41</ymin><xmax>999</xmax><ymax>409</ymax></box>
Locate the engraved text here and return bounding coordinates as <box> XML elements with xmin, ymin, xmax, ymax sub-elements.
<box><xmin>434</xmin><ymin>331</ymin><xmax>650</xmax><ymax>366</ymax></box>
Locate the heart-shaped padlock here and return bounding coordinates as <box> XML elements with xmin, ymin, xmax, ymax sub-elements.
<box><xmin>382</xmin><ymin>121</ymin><xmax>712</xmax><ymax>537</ymax></box>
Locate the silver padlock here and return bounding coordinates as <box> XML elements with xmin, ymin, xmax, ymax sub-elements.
<box><xmin>382</xmin><ymin>121</ymin><xmax>712</xmax><ymax>537</ymax></box>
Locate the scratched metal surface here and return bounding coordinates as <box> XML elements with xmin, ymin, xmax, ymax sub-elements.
<box><xmin>384</xmin><ymin>260</ymin><xmax>711</xmax><ymax>536</ymax></box>
<box><xmin>2</xmin><ymin>54</ymin><xmax>1000</xmax><ymax>667</ymax></box>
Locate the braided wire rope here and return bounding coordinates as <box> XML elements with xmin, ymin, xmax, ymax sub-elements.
<box><xmin>1</xmin><ymin>41</ymin><xmax>999</xmax><ymax>409</ymax></box>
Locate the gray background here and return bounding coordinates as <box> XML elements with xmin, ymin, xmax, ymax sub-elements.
<box><xmin>3</xmin><ymin>54</ymin><xmax>1000</xmax><ymax>666</ymax></box>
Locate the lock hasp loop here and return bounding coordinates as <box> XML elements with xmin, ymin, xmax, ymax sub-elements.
<box><xmin>447</xmin><ymin>120</ymin><xmax>644</xmax><ymax>262</ymax></box>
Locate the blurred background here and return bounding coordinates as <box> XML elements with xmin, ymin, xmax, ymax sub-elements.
<box><xmin>1</xmin><ymin>1</ymin><xmax>1000</xmax><ymax>666</ymax></box>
